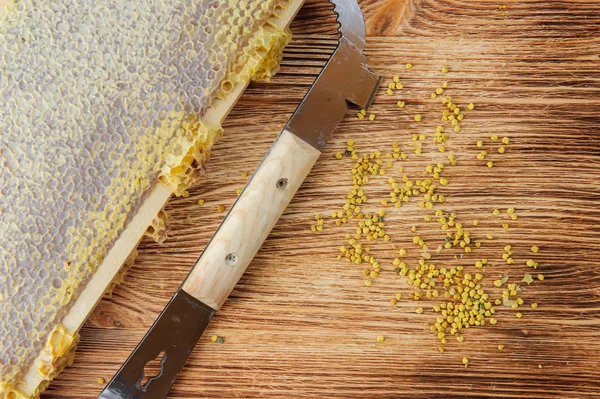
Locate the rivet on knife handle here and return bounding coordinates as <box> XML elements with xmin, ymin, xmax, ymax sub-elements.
<box><xmin>100</xmin><ymin>0</ymin><xmax>380</xmax><ymax>397</ymax></box>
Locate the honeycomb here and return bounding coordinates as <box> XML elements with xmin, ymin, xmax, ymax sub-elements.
<box><xmin>0</xmin><ymin>0</ymin><xmax>291</xmax><ymax>396</ymax></box>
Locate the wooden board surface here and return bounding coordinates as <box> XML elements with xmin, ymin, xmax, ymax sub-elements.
<box><xmin>43</xmin><ymin>1</ymin><xmax>600</xmax><ymax>398</ymax></box>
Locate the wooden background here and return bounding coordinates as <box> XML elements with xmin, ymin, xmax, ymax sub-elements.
<box><xmin>43</xmin><ymin>1</ymin><xmax>600</xmax><ymax>398</ymax></box>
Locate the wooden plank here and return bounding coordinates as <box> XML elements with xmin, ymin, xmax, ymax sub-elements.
<box><xmin>43</xmin><ymin>0</ymin><xmax>600</xmax><ymax>398</ymax></box>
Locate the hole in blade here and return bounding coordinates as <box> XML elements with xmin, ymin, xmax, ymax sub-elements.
<box><xmin>139</xmin><ymin>350</ymin><xmax>166</xmax><ymax>389</ymax></box>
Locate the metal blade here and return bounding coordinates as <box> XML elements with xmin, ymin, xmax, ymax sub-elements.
<box><xmin>330</xmin><ymin>0</ymin><xmax>367</xmax><ymax>51</ymax></box>
<box><xmin>285</xmin><ymin>0</ymin><xmax>379</xmax><ymax>151</ymax></box>
<box><xmin>98</xmin><ymin>289</ymin><xmax>215</xmax><ymax>399</ymax></box>
<box><xmin>285</xmin><ymin>37</ymin><xmax>381</xmax><ymax>151</ymax></box>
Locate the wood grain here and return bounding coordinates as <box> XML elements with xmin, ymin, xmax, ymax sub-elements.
<box><xmin>183</xmin><ymin>130</ymin><xmax>321</xmax><ymax>310</ymax></box>
<box><xmin>43</xmin><ymin>1</ymin><xmax>600</xmax><ymax>398</ymax></box>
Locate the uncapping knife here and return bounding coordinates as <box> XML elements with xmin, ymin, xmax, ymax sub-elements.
<box><xmin>100</xmin><ymin>1</ymin><xmax>380</xmax><ymax>397</ymax></box>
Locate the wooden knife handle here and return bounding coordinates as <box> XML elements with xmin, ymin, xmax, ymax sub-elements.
<box><xmin>181</xmin><ymin>129</ymin><xmax>321</xmax><ymax>310</ymax></box>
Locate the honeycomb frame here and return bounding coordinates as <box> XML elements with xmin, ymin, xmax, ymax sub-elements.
<box><xmin>0</xmin><ymin>0</ymin><xmax>303</xmax><ymax>397</ymax></box>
